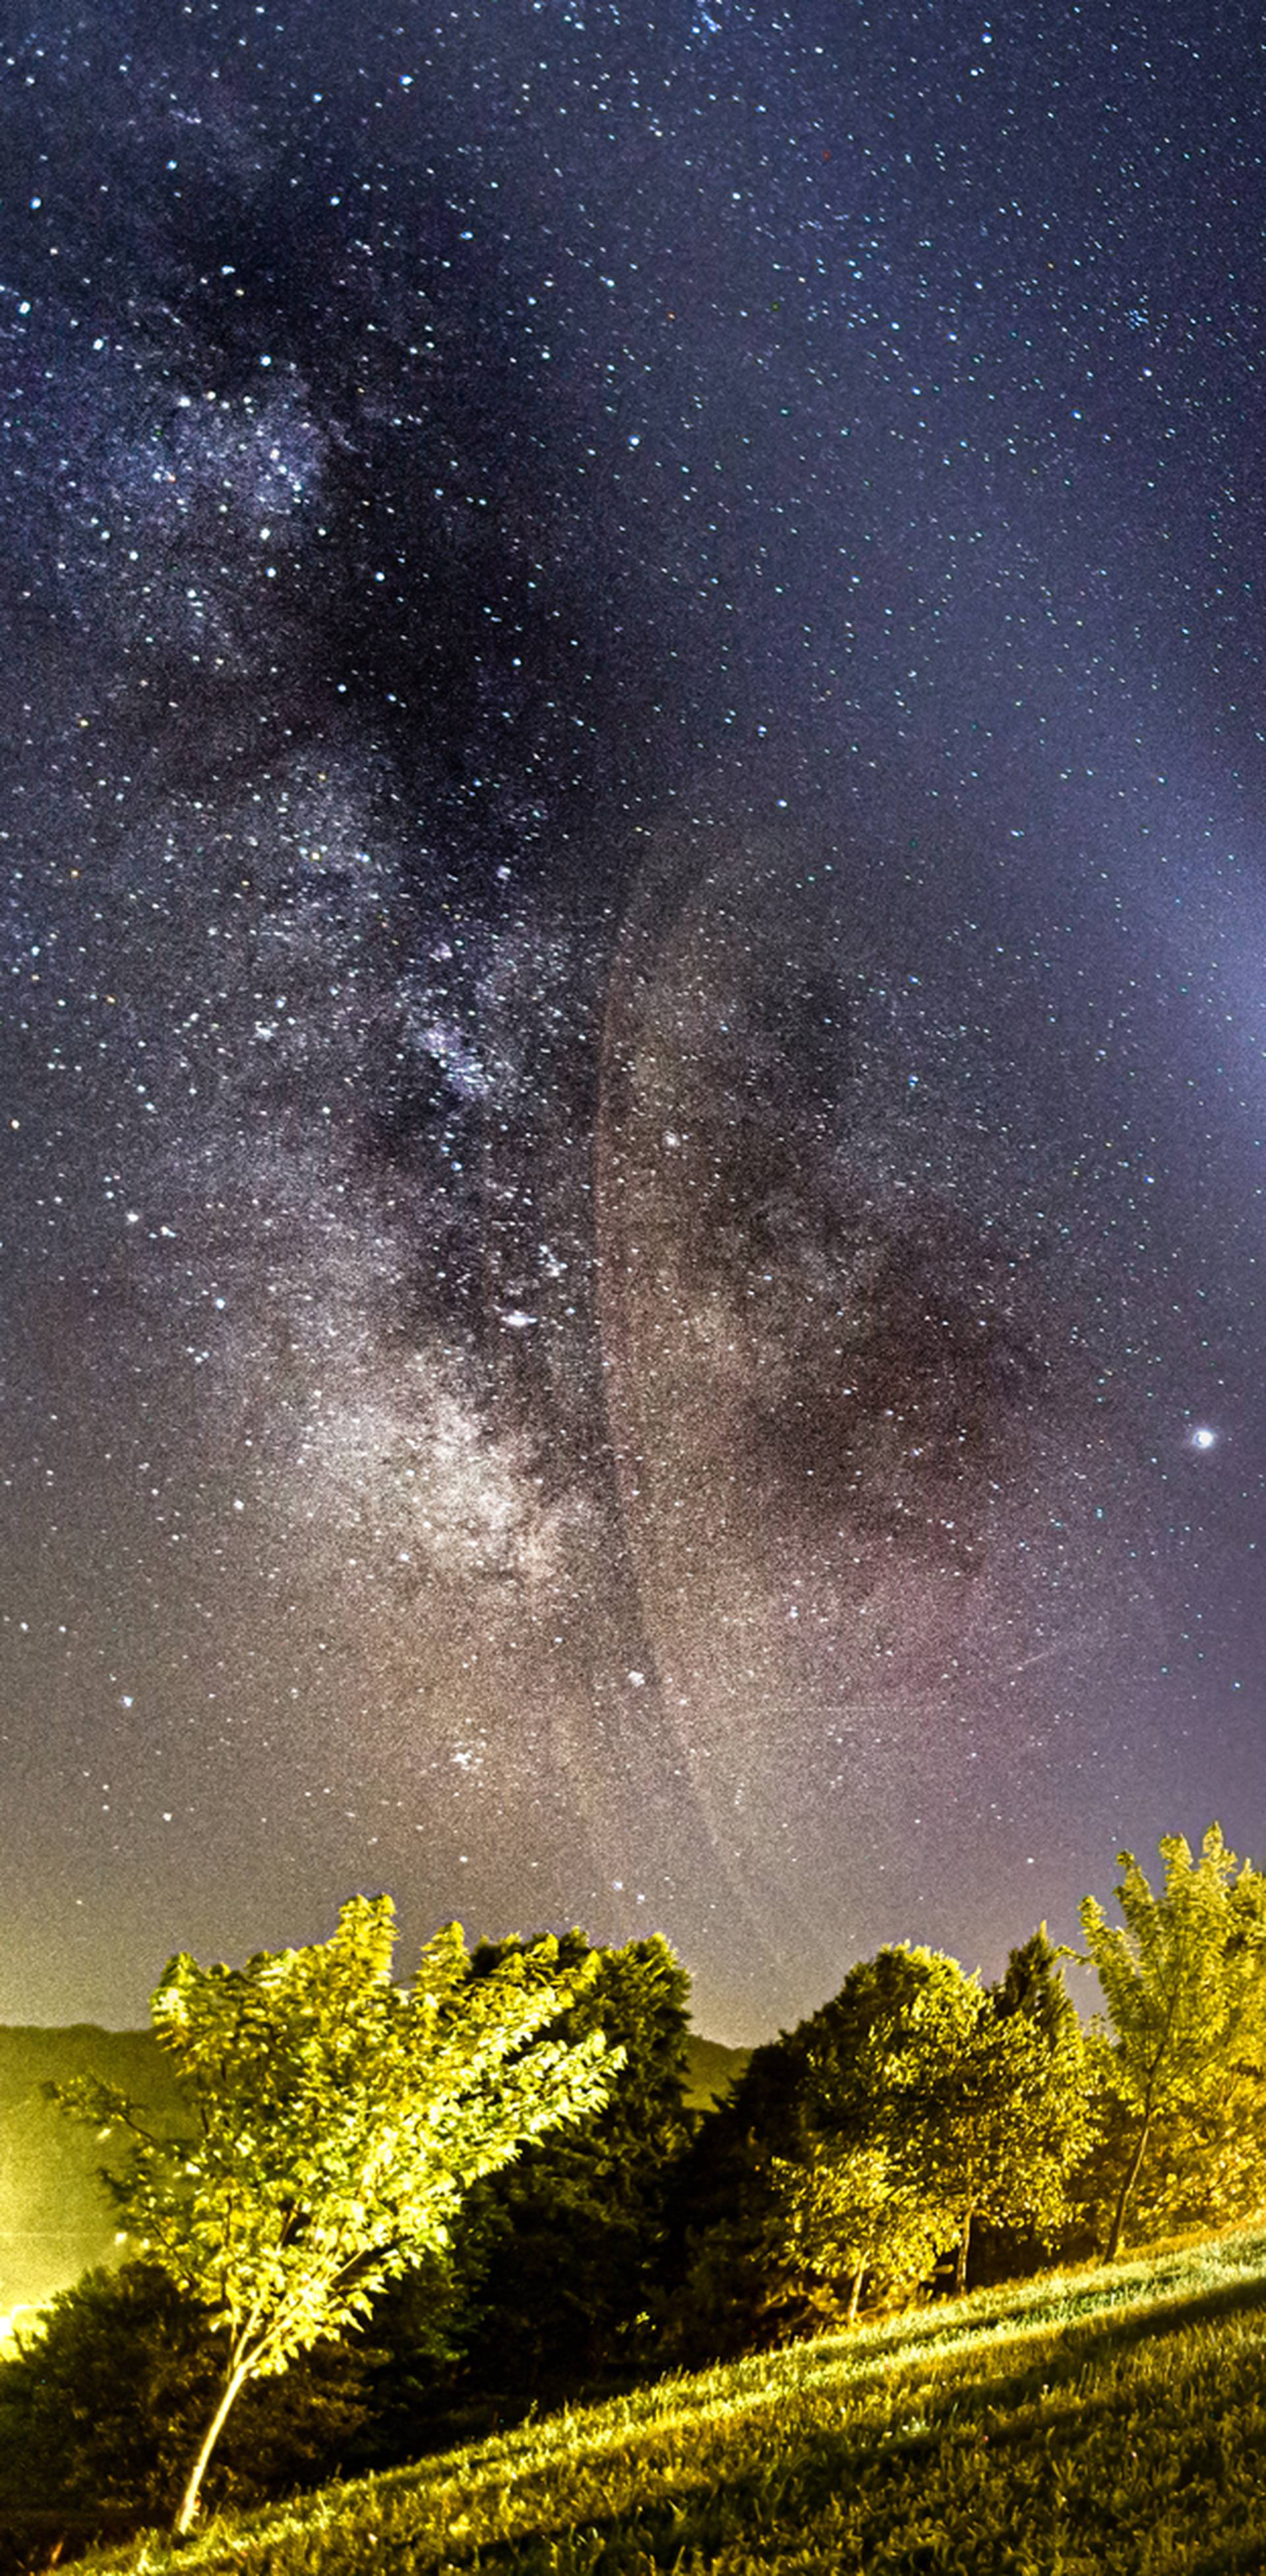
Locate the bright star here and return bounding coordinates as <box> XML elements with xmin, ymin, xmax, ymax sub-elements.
<box><xmin>1190</xmin><ymin>1426</ymin><xmax>1217</xmax><ymax>1451</ymax></box>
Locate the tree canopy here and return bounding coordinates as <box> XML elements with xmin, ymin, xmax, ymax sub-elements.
<box><xmin>456</xmin><ymin>1929</ymin><xmax>694</xmax><ymax>2387</ymax></box>
<box><xmin>673</xmin><ymin>1932</ymin><xmax>1088</xmax><ymax>2346</ymax></box>
<box><xmin>1079</xmin><ymin>1823</ymin><xmax>1266</xmax><ymax>2255</ymax></box>
<box><xmin>53</xmin><ymin>1897</ymin><xmax>624</xmax><ymax>2531</ymax></box>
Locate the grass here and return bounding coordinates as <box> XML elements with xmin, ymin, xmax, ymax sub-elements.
<box><xmin>78</xmin><ymin>2222</ymin><xmax>1266</xmax><ymax>2575</ymax></box>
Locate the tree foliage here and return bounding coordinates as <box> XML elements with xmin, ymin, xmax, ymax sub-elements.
<box><xmin>52</xmin><ymin>1898</ymin><xmax>624</xmax><ymax>2531</ymax></box>
<box><xmin>673</xmin><ymin>1934</ymin><xmax>1088</xmax><ymax>2351</ymax></box>
<box><xmin>454</xmin><ymin>1930</ymin><xmax>693</xmax><ymax>2387</ymax></box>
<box><xmin>764</xmin><ymin>2141</ymin><xmax>944</xmax><ymax>2329</ymax></box>
<box><xmin>1079</xmin><ymin>1823</ymin><xmax>1266</xmax><ymax>2254</ymax></box>
<box><xmin>355</xmin><ymin>1931</ymin><xmax>695</xmax><ymax>2448</ymax></box>
<box><xmin>0</xmin><ymin>2264</ymin><xmax>374</xmax><ymax>2525</ymax></box>
<box><xmin>928</xmin><ymin>1927</ymin><xmax>1092</xmax><ymax>2292</ymax></box>
<box><xmin>37</xmin><ymin>1826</ymin><xmax>1266</xmax><ymax>2519</ymax></box>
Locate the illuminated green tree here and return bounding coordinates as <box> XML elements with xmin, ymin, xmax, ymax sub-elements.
<box><xmin>681</xmin><ymin>1937</ymin><xmax>1088</xmax><ymax>2344</ymax></box>
<box><xmin>915</xmin><ymin>1937</ymin><xmax>1091</xmax><ymax>2295</ymax></box>
<box><xmin>766</xmin><ymin>2141</ymin><xmax>944</xmax><ymax>2327</ymax></box>
<box><xmin>820</xmin><ymin>1938</ymin><xmax>1087</xmax><ymax>2302</ymax></box>
<box><xmin>1079</xmin><ymin>1825</ymin><xmax>1266</xmax><ymax>2257</ymax></box>
<box><xmin>53</xmin><ymin>1898</ymin><xmax>623</xmax><ymax>2534</ymax></box>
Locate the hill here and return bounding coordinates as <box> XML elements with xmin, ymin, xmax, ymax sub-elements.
<box><xmin>680</xmin><ymin>2030</ymin><xmax>749</xmax><ymax>2107</ymax></box>
<box><xmin>67</xmin><ymin>2219</ymin><xmax>1266</xmax><ymax>2574</ymax></box>
<box><xmin>0</xmin><ymin>2024</ymin><xmax>749</xmax><ymax>2320</ymax></box>
<box><xmin>0</xmin><ymin>2027</ymin><xmax>183</xmax><ymax>2322</ymax></box>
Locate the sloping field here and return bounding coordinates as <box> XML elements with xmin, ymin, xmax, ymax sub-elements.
<box><xmin>86</xmin><ymin>2225</ymin><xmax>1266</xmax><ymax>2575</ymax></box>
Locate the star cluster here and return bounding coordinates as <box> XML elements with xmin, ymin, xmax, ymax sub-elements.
<box><xmin>3</xmin><ymin>0</ymin><xmax>1265</xmax><ymax>2036</ymax></box>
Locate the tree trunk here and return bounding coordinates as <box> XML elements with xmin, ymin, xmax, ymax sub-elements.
<box><xmin>954</xmin><ymin>2206</ymin><xmax>973</xmax><ymax>2299</ymax></box>
<box><xmin>173</xmin><ymin>2358</ymin><xmax>255</xmax><ymax>2537</ymax></box>
<box><xmin>1106</xmin><ymin>2117</ymin><xmax>1151</xmax><ymax>2261</ymax></box>
<box><xmin>845</xmin><ymin>2265</ymin><xmax>864</xmax><ymax>2326</ymax></box>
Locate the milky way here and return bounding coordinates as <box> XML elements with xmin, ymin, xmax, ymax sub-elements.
<box><xmin>3</xmin><ymin>1</ymin><xmax>1266</xmax><ymax>2036</ymax></box>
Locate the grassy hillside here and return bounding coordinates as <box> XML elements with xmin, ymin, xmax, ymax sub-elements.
<box><xmin>72</xmin><ymin>2221</ymin><xmax>1266</xmax><ymax>2574</ymax></box>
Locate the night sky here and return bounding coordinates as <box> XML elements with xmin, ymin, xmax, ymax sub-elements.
<box><xmin>3</xmin><ymin>0</ymin><xmax>1266</xmax><ymax>2042</ymax></box>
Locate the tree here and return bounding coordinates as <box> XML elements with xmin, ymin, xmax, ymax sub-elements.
<box><xmin>764</xmin><ymin>2140</ymin><xmax>944</xmax><ymax>2328</ymax></box>
<box><xmin>1079</xmin><ymin>1824</ymin><xmax>1266</xmax><ymax>2257</ymax></box>
<box><xmin>809</xmin><ymin>1947</ymin><xmax>976</xmax><ymax>2305</ymax></box>
<box><xmin>664</xmin><ymin>1963</ymin><xmax>911</xmax><ymax>2358</ymax></box>
<box><xmin>0</xmin><ymin>2265</ymin><xmax>217</xmax><ymax>2523</ymax></box>
<box><xmin>0</xmin><ymin>2262</ymin><xmax>375</xmax><ymax>2526</ymax></box>
<box><xmin>783</xmin><ymin>1940</ymin><xmax>1088</xmax><ymax>2306</ymax></box>
<box><xmin>53</xmin><ymin>1898</ymin><xmax>624</xmax><ymax>2533</ymax></box>
<box><xmin>917</xmin><ymin>1932</ymin><xmax>1090</xmax><ymax>2295</ymax></box>
<box><xmin>453</xmin><ymin>1931</ymin><xmax>694</xmax><ymax>2390</ymax></box>
<box><xmin>671</xmin><ymin>1948</ymin><xmax>971</xmax><ymax>2349</ymax></box>
<box><xmin>971</xmin><ymin>1925</ymin><xmax>1095</xmax><ymax>2278</ymax></box>
<box><xmin>673</xmin><ymin>1936</ymin><xmax>1089</xmax><ymax>2350</ymax></box>
<box><xmin>354</xmin><ymin>1931</ymin><xmax>696</xmax><ymax>2451</ymax></box>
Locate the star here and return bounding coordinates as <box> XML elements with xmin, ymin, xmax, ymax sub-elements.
<box><xmin>3</xmin><ymin>0</ymin><xmax>1266</xmax><ymax>2052</ymax></box>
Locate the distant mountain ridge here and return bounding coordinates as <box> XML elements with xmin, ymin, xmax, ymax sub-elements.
<box><xmin>0</xmin><ymin>2025</ymin><xmax>185</xmax><ymax>2318</ymax></box>
<box><xmin>0</xmin><ymin>2022</ymin><xmax>750</xmax><ymax>2320</ymax></box>
<box><xmin>680</xmin><ymin>2032</ymin><xmax>750</xmax><ymax>2107</ymax></box>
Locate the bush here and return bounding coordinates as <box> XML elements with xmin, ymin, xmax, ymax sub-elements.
<box><xmin>0</xmin><ymin>2264</ymin><xmax>377</xmax><ymax>2526</ymax></box>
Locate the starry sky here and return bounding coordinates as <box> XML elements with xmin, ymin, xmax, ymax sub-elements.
<box><xmin>3</xmin><ymin>0</ymin><xmax>1266</xmax><ymax>2042</ymax></box>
